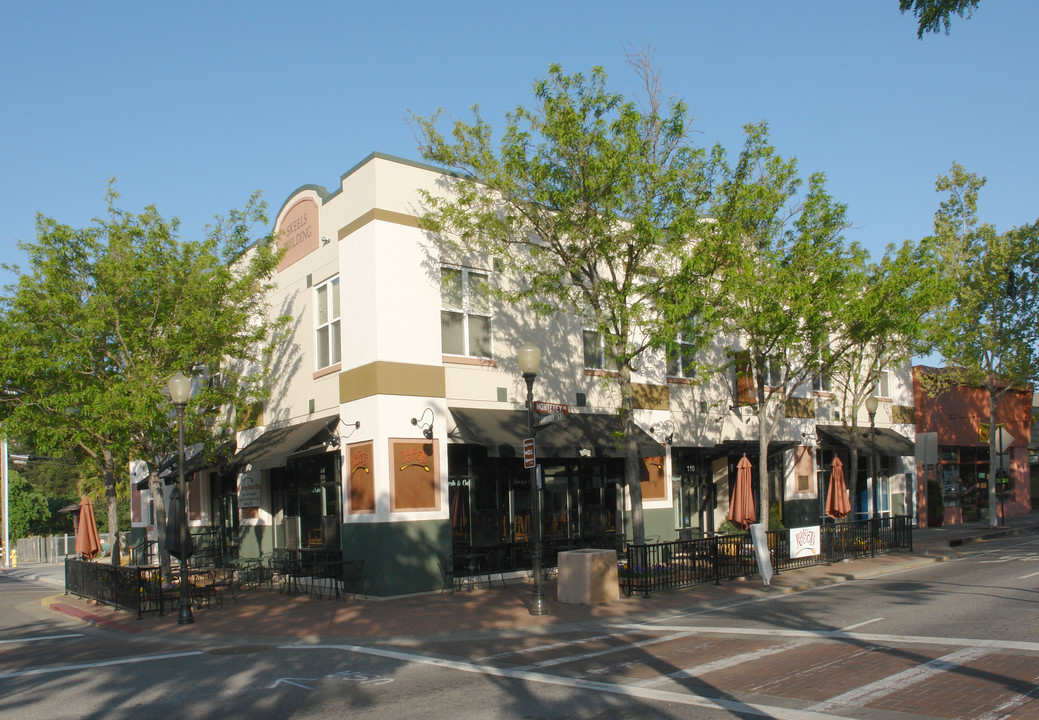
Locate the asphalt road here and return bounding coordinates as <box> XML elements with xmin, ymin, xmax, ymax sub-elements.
<box><xmin>3</xmin><ymin>535</ymin><xmax>1039</xmax><ymax>719</ymax></box>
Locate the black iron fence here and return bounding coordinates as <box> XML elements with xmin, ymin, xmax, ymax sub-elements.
<box><xmin>621</xmin><ymin>516</ymin><xmax>913</xmax><ymax>597</ymax></box>
<box><xmin>65</xmin><ymin>558</ymin><xmax>206</xmax><ymax>618</ymax></box>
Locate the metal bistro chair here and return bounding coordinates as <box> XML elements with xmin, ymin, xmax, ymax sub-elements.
<box><xmin>438</xmin><ymin>557</ymin><xmax>458</xmax><ymax>593</ymax></box>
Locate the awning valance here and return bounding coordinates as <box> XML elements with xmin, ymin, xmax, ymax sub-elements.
<box><xmin>450</xmin><ymin>408</ymin><xmax>665</xmax><ymax>459</ymax></box>
<box><xmin>816</xmin><ymin>425</ymin><xmax>915</xmax><ymax>456</ymax></box>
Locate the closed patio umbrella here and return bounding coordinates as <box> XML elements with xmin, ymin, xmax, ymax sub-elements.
<box><xmin>825</xmin><ymin>457</ymin><xmax>852</xmax><ymax>520</ymax></box>
<box><xmin>74</xmin><ymin>495</ymin><xmax>102</xmax><ymax>560</ymax></box>
<box><xmin>164</xmin><ymin>486</ymin><xmax>194</xmax><ymax>561</ymax></box>
<box><xmin>727</xmin><ymin>454</ymin><xmax>757</xmax><ymax>530</ymax></box>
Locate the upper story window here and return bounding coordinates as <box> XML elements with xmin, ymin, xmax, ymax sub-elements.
<box><xmin>441</xmin><ymin>266</ymin><xmax>491</xmax><ymax>358</ymax></box>
<box><xmin>873</xmin><ymin>369</ymin><xmax>890</xmax><ymax>398</ymax></box>
<box><xmin>667</xmin><ymin>320</ymin><xmax>697</xmax><ymax>379</ymax></box>
<box><xmin>583</xmin><ymin>328</ymin><xmax>607</xmax><ymax>370</ymax></box>
<box><xmin>812</xmin><ymin>350</ymin><xmax>832</xmax><ymax>392</ymax></box>
<box><xmin>315</xmin><ymin>276</ymin><xmax>341</xmax><ymax>369</ymax></box>
<box><xmin>733</xmin><ymin>349</ymin><xmax>755</xmax><ymax>406</ymax></box>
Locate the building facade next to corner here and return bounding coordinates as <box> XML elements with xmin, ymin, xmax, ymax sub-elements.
<box><xmin>913</xmin><ymin>366</ymin><xmax>1033</xmax><ymax>526</ymax></box>
<box><xmin>130</xmin><ymin>153</ymin><xmax>920</xmax><ymax>597</ymax></box>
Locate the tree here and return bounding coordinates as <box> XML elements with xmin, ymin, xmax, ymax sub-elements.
<box><xmin>900</xmin><ymin>0</ymin><xmax>982</xmax><ymax>38</ymax></box>
<box><xmin>412</xmin><ymin>62</ymin><xmax>726</xmax><ymax>543</ymax></box>
<box><xmin>6</xmin><ymin>470</ymin><xmax>50</xmax><ymax>540</ymax></box>
<box><xmin>828</xmin><ymin>237</ymin><xmax>950</xmax><ymax>509</ymax></box>
<box><xmin>712</xmin><ymin>122</ymin><xmax>863</xmax><ymax>531</ymax></box>
<box><xmin>0</xmin><ymin>184</ymin><xmax>286</xmax><ymax>566</ymax></box>
<box><xmin>926</xmin><ymin>163</ymin><xmax>1039</xmax><ymax>527</ymax></box>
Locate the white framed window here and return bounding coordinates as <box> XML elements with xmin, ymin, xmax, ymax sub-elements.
<box><xmin>441</xmin><ymin>267</ymin><xmax>491</xmax><ymax>357</ymax></box>
<box><xmin>667</xmin><ymin>317</ymin><xmax>697</xmax><ymax>379</ymax></box>
<box><xmin>873</xmin><ymin>369</ymin><xmax>890</xmax><ymax>398</ymax></box>
<box><xmin>315</xmin><ymin>276</ymin><xmax>341</xmax><ymax>369</ymax></box>
<box><xmin>583</xmin><ymin>328</ymin><xmax>606</xmax><ymax>370</ymax></box>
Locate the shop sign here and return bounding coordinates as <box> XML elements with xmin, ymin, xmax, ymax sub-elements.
<box><xmin>789</xmin><ymin>526</ymin><xmax>820</xmax><ymax>558</ymax></box>
<box><xmin>238</xmin><ymin>469</ymin><xmax>261</xmax><ymax>508</ymax></box>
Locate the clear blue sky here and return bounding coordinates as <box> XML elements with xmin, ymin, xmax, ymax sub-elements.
<box><xmin>2</xmin><ymin>2</ymin><xmax>1036</xmax><ymax>288</ymax></box>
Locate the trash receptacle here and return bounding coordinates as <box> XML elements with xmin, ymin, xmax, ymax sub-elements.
<box><xmin>557</xmin><ymin>549</ymin><xmax>618</xmax><ymax>605</ymax></box>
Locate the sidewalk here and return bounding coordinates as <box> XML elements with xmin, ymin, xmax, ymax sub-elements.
<box><xmin>9</xmin><ymin>512</ymin><xmax>1039</xmax><ymax>643</ymax></box>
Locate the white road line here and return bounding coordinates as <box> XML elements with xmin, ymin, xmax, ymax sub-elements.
<box><xmin>528</xmin><ymin>631</ymin><xmax>692</xmax><ymax>669</ymax></box>
<box><xmin>634</xmin><ymin>639</ymin><xmax>807</xmax><ymax>687</ymax></box>
<box><xmin>1018</xmin><ymin>570</ymin><xmax>1039</xmax><ymax>579</ymax></box>
<box><xmin>840</xmin><ymin>617</ymin><xmax>884</xmax><ymax>631</ymax></box>
<box><xmin>806</xmin><ymin>646</ymin><xmax>989</xmax><ymax>715</ymax></box>
<box><xmin>0</xmin><ymin>651</ymin><xmax>204</xmax><ymax>680</ymax></box>
<box><xmin>476</xmin><ymin>632</ymin><xmax>623</xmax><ymax>661</ymax></box>
<box><xmin>0</xmin><ymin>633</ymin><xmax>84</xmax><ymax>645</ymax></box>
<box><xmin>615</xmin><ymin>624</ymin><xmax>1039</xmax><ymax>653</ymax></box>
<box><xmin>975</xmin><ymin>677</ymin><xmax>1039</xmax><ymax>720</ymax></box>
<box><xmin>287</xmin><ymin>644</ymin><xmax>844</xmax><ymax>720</ymax></box>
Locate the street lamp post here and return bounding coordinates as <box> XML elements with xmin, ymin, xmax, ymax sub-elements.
<box><xmin>517</xmin><ymin>342</ymin><xmax>546</xmax><ymax>616</ymax></box>
<box><xmin>168</xmin><ymin>370</ymin><xmax>194</xmax><ymax>625</ymax></box>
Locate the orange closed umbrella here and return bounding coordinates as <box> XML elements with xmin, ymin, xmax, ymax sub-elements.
<box><xmin>727</xmin><ymin>455</ymin><xmax>757</xmax><ymax>529</ymax></box>
<box><xmin>74</xmin><ymin>495</ymin><xmax>102</xmax><ymax>560</ymax></box>
<box><xmin>825</xmin><ymin>457</ymin><xmax>852</xmax><ymax>520</ymax></box>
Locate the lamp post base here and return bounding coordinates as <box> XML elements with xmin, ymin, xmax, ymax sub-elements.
<box><xmin>529</xmin><ymin>553</ymin><xmax>547</xmax><ymax>616</ymax></box>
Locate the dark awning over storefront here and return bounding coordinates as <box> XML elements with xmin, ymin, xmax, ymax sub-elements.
<box><xmin>711</xmin><ymin>439</ymin><xmax>800</xmax><ymax>460</ymax></box>
<box><xmin>450</xmin><ymin>408</ymin><xmax>665</xmax><ymax>459</ymax></box>
<box><xmin>231</xmin><ymin>415</ymin><xmax>339</xmax><ymax>468</ymax></box>
<box><xmin>816</xmin><ymin>425</ymin><xmax>915</xmax><ymax>456</ymax></box>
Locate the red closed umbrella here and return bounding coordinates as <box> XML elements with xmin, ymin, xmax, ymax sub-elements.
<box><xmin>825</xmin><ymin>457</ymin><xmax>852</xmax><ymax>519</ymax></box>
<box><xmin>74</xmin><ymin>495</ymin><xmax>102</xmax><ymax>560</ymax></box>
<box><xmin>727</xmin><ymin>454</ymin><xmax>757</xmax><ymax>529</ymax></box>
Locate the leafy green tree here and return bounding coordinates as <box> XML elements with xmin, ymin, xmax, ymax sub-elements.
<box><xmin>0</xmin><ymin>184</ymin><xmax>286</xmax><ymax>566</ymax></box>
<box><xmin>712</xmin><ymin>122</ymin><xmax>864</xmax><ymax>530</ymax></box>
<box><xmin>900</xmin><ymin>0</ymin><xmax>981</xmax><ymax>38</ymax></box>
<box><xmin>925</xmin><ymin>163</ymin><xmax>1039</xmax><ymax>527</ymax></box>
<box><xmin>412</xmin><ymin>62</ymin><xmax>726</xmax><ymax>543</ymax></box>
<box><xmin>6</xmin><ymin>470</ymin><xmax>50</xmax><ymax>540</ymax></box>
<box><xmin>828</xmin><ymin>237</ymin><xmax>950</xmax><ymax>505</ymax></box>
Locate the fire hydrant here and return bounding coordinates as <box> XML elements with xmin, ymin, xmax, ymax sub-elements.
<box><xmin>10</xmin><ymin>549</ymin><xmax>17</xmax><ymax>568</ymax></box>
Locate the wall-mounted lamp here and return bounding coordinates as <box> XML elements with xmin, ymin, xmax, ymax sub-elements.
<box><xmin>321</xmin><ymin>236</ymin><xmax>331</xmax><ymax>246</ymax></box>
<box><xmin>652</xmin><ymin>419</ymin><xmax>675</xmax><ymax>446</ymax></box>
<box><xmin>330</xmin><ymin>419</ymin><xmax>360</xmax><ymax>448</ymax></box>
<box><xmin>411</xmin><ymin>408</ymin><xmax>434</xmax><ymax>440</ymax></box>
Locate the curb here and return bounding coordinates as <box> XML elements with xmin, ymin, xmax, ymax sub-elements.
<box><xmin>41</xmin><ymin>594</ymin><xmax>143</xmax><ymax>634</ymax></box>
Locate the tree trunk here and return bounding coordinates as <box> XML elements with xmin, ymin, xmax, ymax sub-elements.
<box><xmin>618</xmin><ymin>364</ymin><xmax>645</xmax><ymax>545</ymax></box>
<box><xmin>148</xmin><ymin>469</ymin><xmax>171</xmax><ymax>578</ymax></box>
<box><xmin>101</xmin><ymin>447</ymin><xmax>121</xmax><ymax>566</ymax></box>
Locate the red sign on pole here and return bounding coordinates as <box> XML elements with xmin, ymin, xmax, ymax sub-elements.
<box><xmin>534</xmin><ymin>401</ymin><xmax>569</xmax><ymax>414</ymax></box>
<box><xmin>523</xmin><ymin>438</ymin><xmax>536</xmax><ymax>468</ymax></box>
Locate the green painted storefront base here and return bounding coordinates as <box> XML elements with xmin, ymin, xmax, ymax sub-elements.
<box><xmin>341</xmin><ymin>519</ymin><xmax>451</xmax><ymax>597</ymax></box>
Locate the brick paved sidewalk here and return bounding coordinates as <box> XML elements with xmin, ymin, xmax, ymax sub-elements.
<box><xmin>25</xmin><ymin>511</ymin><xmax>1039</xmax><ymax>642</ymax></box>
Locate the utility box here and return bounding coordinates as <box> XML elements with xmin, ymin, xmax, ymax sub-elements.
<box><xmin>557</xmin><ymin>549</ymin><xmax>618</xmax><ymax>605</ymax></box>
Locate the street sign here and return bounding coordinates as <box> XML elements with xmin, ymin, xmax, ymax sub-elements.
<box><xmin>534</xmin><ymin>401</ymin><xmax>569</xmax><ymax>414</ymax></box>
<box><xmin>536</xmin><ymin>411</ymin><xmax>564</xmax><ymax>427</ymax></box>
<box><xmin>523</xmin><ymin>438</ymin><xmax>535</xmax><ymax>468</ymax></box>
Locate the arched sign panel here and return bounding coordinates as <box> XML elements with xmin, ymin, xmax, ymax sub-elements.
<box><xmin>277</xmin><ymin>198</ymin><xmax>319</xmax><ymax>271</ymax></box>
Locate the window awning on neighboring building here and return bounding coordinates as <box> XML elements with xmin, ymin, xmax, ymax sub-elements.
<box><xmin>134</xmin><ymin>441</ymin><xmax>235</xmax><ymax>490</ymax></box>
<box><xmin>816</xmin><ymin>425</ymin><xmax>915</xmax><ymax>456</ymax></box>
<box><xmin>231</xmin><ymin>415</ymin><xmax>340</xmax><ymax>469</ymax></box>
<box><xmin>450</xmin><ymin>408</ymin><xmax>665</xmax><ymax>459</ymax></box>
